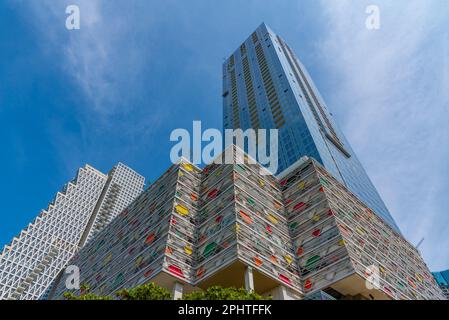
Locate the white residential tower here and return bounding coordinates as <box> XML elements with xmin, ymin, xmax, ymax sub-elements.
<box><xmin>0</xmin><ymin>163</ymin><xmax>144</xmax><ymax>300</ymax></box>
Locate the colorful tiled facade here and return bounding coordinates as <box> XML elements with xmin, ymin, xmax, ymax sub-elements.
<box><xmin>51</xmin><ymin>147</ymin><xmax>445</xmax><ymax>300</ymax></box>
<box><xmin>279</xmin><ymin>159</ymin><xmax>444</xmax><ymax>300</ymax></box>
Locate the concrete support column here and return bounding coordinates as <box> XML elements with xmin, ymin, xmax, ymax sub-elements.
<box><xmin>244</xmin><ymin>266</ymin><xmax>254</xmax><ymax>292</ymax></box>
<box><xmin>172</xmin><ymin>282</ymin><xmax>184</xmax><ymax>300</ymax></box>
<box><xmin>272</xmin><ymin>286</ymin><xmax>291</xmax><ymax>300</ymax></box>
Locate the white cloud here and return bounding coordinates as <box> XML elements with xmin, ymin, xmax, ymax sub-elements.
<box><xmin>316</xmin><ymin>0</ymin><xmax>449</xmax><ymax>270</ymax></box>
<box><xmin>20</xmin><ymin>0</ymin><xmax>169</xmax><ymax>173</ymax></box>
<box><xmin>25</xmin><ymin>0</ymin><xmax>162</xmax><ymax>117</ymax></box>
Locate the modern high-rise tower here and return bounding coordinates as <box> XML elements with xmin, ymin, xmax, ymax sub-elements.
<box><xmin>81</xmin><ymin>163</ymin><xmax>146</xmax><ymax>246</ymax></box>
<box><xmin>0</xmin><ymin>163</ymin><xmax>144</xmax><ymax>300</ymax></box>
<box><xmin>222</xmin><ymin>23</ymin><xmax>399</xmax><ymax>232</ymax></box>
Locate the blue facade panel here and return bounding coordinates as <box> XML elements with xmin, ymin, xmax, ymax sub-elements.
<box><xmin>433</xmin><ymin>270</ymin><xmax>449</xmax><ymax>286</ymax></box>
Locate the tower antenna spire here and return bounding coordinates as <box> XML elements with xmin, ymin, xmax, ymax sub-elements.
<box><xmin>416</xmin><ymin>237</ymin><xmax>425</xmax><ymax>249</ymax></box>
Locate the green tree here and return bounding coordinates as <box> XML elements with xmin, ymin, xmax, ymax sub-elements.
<box><xmin>183</xmin><ymin>286</ymin><xmax>270</xmax><ymax>300</ymax></box>
<box><xmin>116</xmin><ymin>282</ymin><xmax>172</xmax><ymax>300</ymax></box>
<box><xmin>63</xmin><ymin>284</ymin><xmax>113</xmax><ymax>300</ymax></box>
<box><xmin>64</xmin><ymin>283</ymin><xmax>268</xmax><ymax>300</ymax></box>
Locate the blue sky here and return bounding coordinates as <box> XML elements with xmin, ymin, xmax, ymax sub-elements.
<box><xmin>0</xmin><ymin>0</ymin><xmax>448</xmax><ymax>271</ymax></box>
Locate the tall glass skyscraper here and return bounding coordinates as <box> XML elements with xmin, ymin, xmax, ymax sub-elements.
<box><xmin>222</xmin><ymin>23</ymin><xmax>400</xmax><ymax>232</ymax></box>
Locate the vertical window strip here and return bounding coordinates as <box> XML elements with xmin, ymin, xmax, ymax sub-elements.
<box><xmin>255</xmin><ymin>43</ymin><xmax>285</xmax><ymax>128</ymax></box>
<box><xmin>242</xmin><ymin>56</ymin><xmax>260</xmax><ymax>129</ymax></box>
<box><xmin>230</xmin><ymin>69</ymin><xmax>240</xmax><ymax>128</ymax></box>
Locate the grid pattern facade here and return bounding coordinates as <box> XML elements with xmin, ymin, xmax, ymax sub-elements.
<box><xmin>52</xmin><ymin>148</ymin><xmax>444</xmax><ymax>300</ymax></box>
<box><xmin>222</xmin><ymin>23</ymin><xmax>399</xmax><ymax>233</ymax></box>
<box><xmin>83</xmin><ymin>163</ymin><xmax>145</xmax><ymax>244</ymax></box>
<box><xmin>0</xmin><ymin>165</ymin><xmax>107</xmax><ymax>300</ymax></box>
<box><xmin>0</xmin><ymin>163</ymin><xmax>144</xmax><ymax>300</ymax></box>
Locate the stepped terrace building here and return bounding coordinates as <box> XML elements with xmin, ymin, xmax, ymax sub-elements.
<box><xmin>51</xmin><ymin>147</ymin><xmax>445</xmax><ymax>300</ymax></box>
<box><xmin>0</xmin><ymin>163</ymin><xmax>144</xmax><ymax>300</ymax></box>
